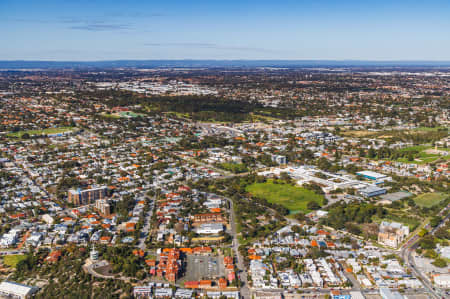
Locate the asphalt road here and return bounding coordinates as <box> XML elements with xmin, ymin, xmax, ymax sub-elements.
<box><xmin>226</xmin><ymin>197</ymin><xmax>250</xmax><ymax>299</ymax></box>
<box><xmin>399</xmin><ymin>204</ymin><xmax>450</xmax><ymax>299</ymax></box>
<box><xmin>137</xmin><ymin>197</ymin><xmax>154</xmax><ymax>250</ymax></box>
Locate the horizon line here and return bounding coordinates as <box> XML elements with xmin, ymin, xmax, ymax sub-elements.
<box><xmin>2</xmin><ymin>59</ymin><xmax>450</xmax><ymax>62</ymax></box>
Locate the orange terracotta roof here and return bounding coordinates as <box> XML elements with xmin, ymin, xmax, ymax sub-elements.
<box><xmin>248</xmin><ymin>255</ymin><xmax>261</xmax><ymax>260</ymax></box>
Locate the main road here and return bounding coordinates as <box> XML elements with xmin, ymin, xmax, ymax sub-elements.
<box><xmin>226</xmin><ymin>197</ymin><xmax>250</xmax><ymax>299</ymax></box>
<box><xmin>399</xmin><ymin>204</ymin><xmax>449</xmax><ymax>299</ymax></box>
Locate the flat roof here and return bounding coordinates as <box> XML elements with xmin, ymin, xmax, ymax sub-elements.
<box><xmin>198</xmin><ymin>223</ymin><xmax>224</xmax><ymax>229</ymax></box>
<box><xmin>349</xmin><ymin>291</ymin><xmax>365</xmax><ymax>299</ymax></box>
<box><xmin>0</xmin><ymin>281</ymin><xmax>38</xmax><ymax>296</ymax></box>
<box><xmin>356</xmin><ymin>170</ymin><xmax>387</xmax><ymax>179</ymax></box>
<box><xmin>360</xmin><ymin>185</ymin><xmax>386</xmax><ymax>193</ymax></box>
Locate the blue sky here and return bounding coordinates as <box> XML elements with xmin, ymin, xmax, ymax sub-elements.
<box><xmin>1</xmin><ymin>0</ymin><xmax>450</xmax><ymax>61</ymax></box>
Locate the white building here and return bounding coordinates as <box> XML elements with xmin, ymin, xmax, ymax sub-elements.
<box><xmin>379</xmin><ymin>287</ymin><xmax>404</xmax><ymax>299</ymax></box>
<box><xmin>258</xmin><ymin>166</ymin><xmax>376</xmax><ymax>193</ymax></box>
<box><xmin>175</xmin><ymin>288</ymin><xmax>193</xmax><ymax>298</ymax></box>
<box><xmin>0</xmin><ymin>281</ymin><xmax>39</xmax><ymax>299</ymax></box>
<box><xmin>196</xmin><ymin>223</ymin><xmax>224</xmax><ymax>234</ymax></box>
<box><xmin>434</xmin><ymin>274</ymin><xmax>450</xmax><ymax>288</ymax></box>
<box><xmin>0</xmin><ymin>231</ymin><xmax>18</xmax><ymax>248</ymax></box>
<box><xmin>42</xmin><ymin>214</ymin><xmax>54</xmax><ymax>224</ymax></box>
<box><xmin>440</xmin><ymin>246</ymin><xmax>450</xmax><ymax>259</ymax></box>
<box><xmin>155</xmin><ymin>288</ymin><xmax>173</xmax><ymax>298</ymax></box>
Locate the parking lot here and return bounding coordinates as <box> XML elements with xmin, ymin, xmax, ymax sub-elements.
<box><xmin>184</xmin><ymin>254</ymin><xmax>225</xmax><ymax>281</ymax></box>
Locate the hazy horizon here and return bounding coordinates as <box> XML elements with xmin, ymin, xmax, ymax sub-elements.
<box><xmin>2</xmin><ymin>59</ymin><xmax>450</xmax><ymax>70</ymax></box>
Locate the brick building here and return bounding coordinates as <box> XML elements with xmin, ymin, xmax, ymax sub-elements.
<box><xmin>193</xmin><ymin>213</ymin><xmax>226</xmax><ymax>226</ymax></box>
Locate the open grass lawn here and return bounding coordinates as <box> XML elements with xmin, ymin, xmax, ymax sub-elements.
<box><xmin>397</xmin><ymin>145</ymin><xmax>429</xmax><ymax>152</ymax></box>
<box><xmin>250</xmin><ymin>111</ymin><xmax>278</xmax><ymax>122</ymax></box>
<box><xmin>380</xmin><ymin>145</ymin><xmax>449</xmax><ymax>165</ymax></box>
<box><xmin>341</xmin><ymin>130</ymin><xmax>376</xmax><ymax>137</ymax></box>
<box><xmin>100</xmin><ymin>112</ymin><xmax>121</xmax><ymax>119</ymax></box>
<box><xmin>398</xmin><ymin>145</ymin><xmax>449</xmax><ymax>154</ymax></box>
<box><xmin>3</xmin><ymin>254</ymin><xmax>27</xmax><ymax>268</ymax></box>
<box><xmin>413</xmin><ymin>126</ymin><xmax>449</xmax><ymax>132</ymax></box>
<box><xmin>413</xmin><ymin>192</ymin><xmax>448</xmax><ymax>208</ymax></box>
<box><xmin>7</xmin><ymin>126</ymin><xmax>75</xmax><ymax>138</ymax></box>
<box><xmin>397</xmin><ymin>155</ymin><xmax>442</xmax><ymax>165</ymax></box>
<box><xmin>342</xmin><ymin>126</ymin><xmax>448</xmax><ymax>140</ymax></box>
<box><xmin>245</xmin><ymin>180</ymin><xmax>324</xmax><ymax>214</ymax></box>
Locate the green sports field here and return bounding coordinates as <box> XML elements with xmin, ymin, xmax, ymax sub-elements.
<box><xmin>245</xmin><ymin>180</ymin><xmax>324</xmax><ymax>214</ymax></box>
<box><xmin>413</xmin><ymin>192</ymin><xmax>448</xmax><ymax>208</ymax></box>
<box><xmin>7</xmin><ymin>126</ymin><xmax>75</xmax><ymax>138</ymax></box>
<box><xmin>3</xmin><ymin>254</ymin><xmax>27</xmax><ymax>268</ymax></box>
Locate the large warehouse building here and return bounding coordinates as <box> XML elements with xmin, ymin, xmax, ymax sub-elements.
<box><xmin>0</xmin><ymin>281</ymin><xmax>39</xmax><ymax>299</ymax></box>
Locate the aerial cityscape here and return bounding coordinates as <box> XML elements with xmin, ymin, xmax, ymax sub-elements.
<box><xmin>0</xmin><ymin>1</ymin><xmax>449</xmax><ymax>299</ymax></box>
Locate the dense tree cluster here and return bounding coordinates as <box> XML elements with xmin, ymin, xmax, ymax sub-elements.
<box><xmin>322</xmin><ymin>201</ymin><xmax>385</xmax><ymax>230</ymax></box>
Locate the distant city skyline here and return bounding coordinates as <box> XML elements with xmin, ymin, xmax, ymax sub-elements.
<box><xmin>1</xmin><ymin>0</ymin><xmax>450</xmax><ymax>61</ymax></box>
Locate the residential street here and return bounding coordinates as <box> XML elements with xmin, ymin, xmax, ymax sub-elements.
<box><xmin>137</xmin><ymin>197</ymin><xmax>155</xmax><ymax>250</ymax></box>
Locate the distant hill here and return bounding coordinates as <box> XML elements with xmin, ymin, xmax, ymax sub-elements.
<box><xmin>1</xmin><ymin>60</ymin><xmax>450</xmax><ymax>70</ymax></box>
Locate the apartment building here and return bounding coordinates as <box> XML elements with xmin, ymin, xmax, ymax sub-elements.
<box><xmin>68</xmin><ymin>186</ymin><xmax>107</xmax><ymax>206</ymax></box>
<box><xmin>378</xmin><ymin>221</ymin><xmax>409</xmax><ymax>248</ymax></box>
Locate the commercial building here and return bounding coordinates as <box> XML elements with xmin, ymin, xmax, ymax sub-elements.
<box><xmin>154</xmin><ymin>288</ymin><xmax>173</xmax><ymax>298</ymax></box>
<box><xmin>379</xmin><ymin>288</ymin><xmax>404</xmax><ymax>299</ymax></box>
<box><xmin>68</xmin><ymin>186</ymin><xmax>107</xmax><ymax>206</ymax></box>
<box><xmin>359</xmin><ymin>185</ymin><xmax>386</xmax><ymax>198</ymax></box>
<box><xmin>133</xmin><ymin>286</ymin><xmax>152</xmax><ymax>297</ymax></box>
<box><xmin>254</xmin><ymin>292</ymin><xmax>282</xmax><ymax>299</ymax></box>
<box><xmin>441</xmin><ymin>246</ymin><xmax>450</xmax><ymax>259</ymax></box>
<box><xmin>434</xmin><ymin>273</ymin><xmax>450</xmax><ymax>288</ymax></box>
<box><xmin>175</xmin><ymin>288</ymin><xmax>193</xmax><ymax>298</ymax></box>
<box><xmin>356</xmin><ymin>171</ymin><xmax>390</xmax><ymax>183</ymax></box>
<box><xmin>331</xmin><ymin>294</ymin><xmax>350</xmax><ymax>299</ymax></box>
<box><xmin>196</xmin><ymin>223</ymin><xmax>224</xmax><ymax>234</ymax></box>
<box><xmin>0</xmin><ymin>281</ymin><xmax>39</xmax><ymax>299</ymax></box>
